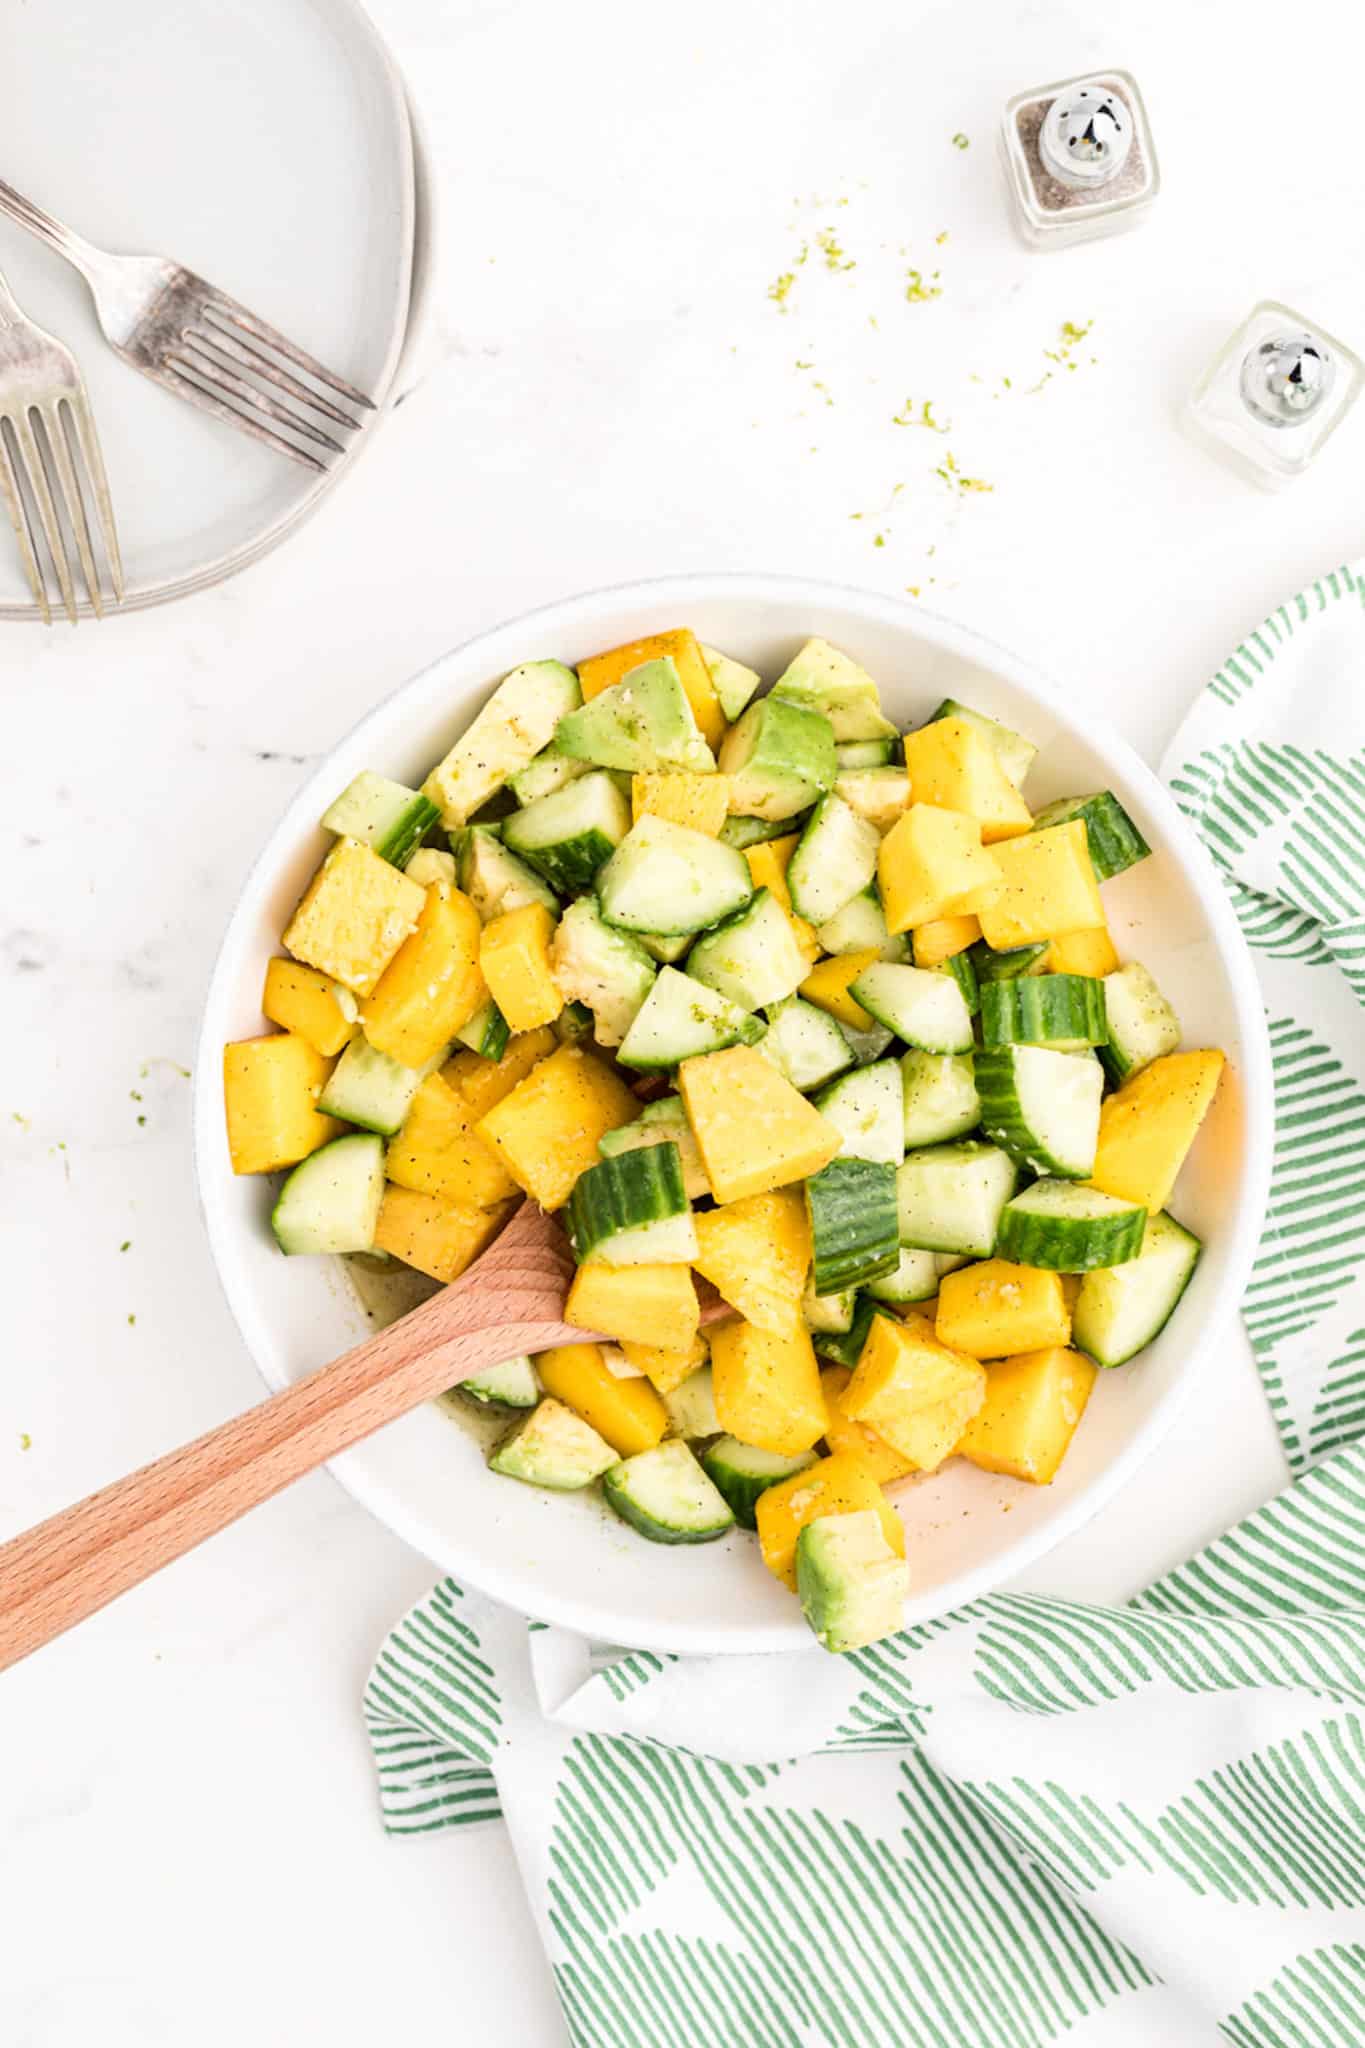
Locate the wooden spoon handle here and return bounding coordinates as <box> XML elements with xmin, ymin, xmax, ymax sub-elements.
<box><xmin>0</xmin><ymin>1202</ymin><xmax>586</xmax><ymax>1672</ymax></box>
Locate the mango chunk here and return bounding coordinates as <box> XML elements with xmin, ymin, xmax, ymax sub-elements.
<box><xmin>283</xmin><ymin>836</ymin><xmax>425</xmax><ymax>997</ymax></box>
<box><xmin>619</xmin><ymin>1329</ymin><xmax>709</xmax><ymax>1395</ymax></box>
<box><xmin>223</xmin><ymin>1033</ymin><xmax>341</xmax><ymax>1175</ymax></box>
<box><xmin>441</xmin><ymin>1027</ymin><xmax>558</xmax><ymax>1119</ymax></box>
<box><xmin>820</xmin><ymin>1365</ymin><xmax>917</xmax><ymax>1484</ymax></box>
<box><xmin>386</xmin><ymin>1071</ymin><xmax>521</xmax><ymax>1207</ymax></box>
<box><xmin>843</xmin><ymin>1311</ymin><xmax>985</xmax><ymax>1472</ymax></box>
<box><xmin>579</xmin><ymin>629</ymin><xmax>725</xmax><ymax>749</ymax></box>
<box><xmin>903</xmin><ymin>718</ymin><xmax>1033</xmax><ymax>843</ymax></box>
<box><xmin>479</xmin><ymin>903</ymin><xmax>563</xmax><ymax>1033</ymax></box>
<box><xmin>978</xmin><ymin>821</ymin><xmax>1103</xmax><ymax>951</ymax></box>
<box><xmin>710</xmin><ymin>1315</ymin><xmax>828</xmax><ymax>1456</ymax></box>
<box><xmin>935</xmin><ymin>1260</ymin><xmax>1071</xmax><ymax>1359</ymax></box>
<box><xmin>692</xmin><ymin>1189</ymin><xmax>811</xmax><ymax>1333</ymax></box>
<box><xmin>261</xmin><ymin>957</ymin><xmax>356</xmax><ymax>1058</ymax></box>
<box><xmin>912</xmin><ymin>914</ymin><xmax>982</xmax><ymax>968</ymax></box>
<box><xmin>879</xmin><ymin>805</ymin><xmax>1003</xmax><ymax>935</ymax></box>
<box><xmin>361</xmin><ymin>881</ymin><xmax>486</xmax><ymax>1067</ymax></box>
<box><xmin>373</xmin><ymin>1185</ymin><xmax>514</xmax><ymax>1283</ymax></box>
<box><xmin>476</xmin><ymin>1044</ymin><xmax>637</xmax><ymax>1209</ymax></box>
<box><xmin>756</xmin><ymin>1452</ymin><xmax>906</xmax><ymax>1590</ymax></box>
<box><xmin>536</xmin><ymin>1342</ymin><xmax>669</xmax><ymax>1456</ymax></box>
<box><xmin>747</xmin><ymin>834</ymin><xmax>821</xmax><ymax>961</ymax></box>
<box><xmin>632</xmin><ymin>771</ymin><xmax>731</xmax><ymax>836</ymax></box>
<box><xmin>799</xmin><ymin>948</ymin><xmax>881</xmax><ymax>1030</ymax></box>
<box><xmin>1090</xmin><ymin>1049</ymin><xmax>1225</xmax><ymax>1213</ymax></box>
<box><xmin>1043</xmin><ymin>924</ymin><xmax>1120</xmax><ymax>977</ymax></box>
<box><xmin>565</xmin><ymin>1261</ymin><xmax>700</xmax><ymax>1349</ymax></box>
<box><xmin>679</xmin><ymin>1046</ymin><xmax>840</xmax><ymax>1203</ymax></box>
<box><xmin>956</xmin><ymin>1346</ymin><xmax>1097</xmax><ymax>1484</ymax></box>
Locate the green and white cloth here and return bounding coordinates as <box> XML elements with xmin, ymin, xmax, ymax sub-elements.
<box><xmin>367</xmin><ymin>567</ymin><xmax>1365</xmax><ymax>2047</ymax></box>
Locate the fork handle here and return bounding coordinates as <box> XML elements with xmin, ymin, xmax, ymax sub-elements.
<box><xmin>0</xmin><ymin>177</ymin><xmax>105</xmax><ymax>283</ymax></box>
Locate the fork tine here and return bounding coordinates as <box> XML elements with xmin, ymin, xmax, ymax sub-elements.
<box><xmin>197</xmin><ymin>313</ymin><xmax>364</xmax><ymax>430</ymax></box>
<box><xmin>154</xmin><ymin>363</ymin><xmax>328</xmax><ymax>473</ymax></box>
<box><xmin>60</xmin><ymin>391</ymin><xmax>124</xmax><ymax>603</ymax></box>
<box><xmin>204</xmin><ymin>295</ymin><xmax>375</xmax><ymax>412</ymax></box>
<box><xmin>12</xmin><ymin>409</ymin><xmax>76</xmax><ymax>623</ymax></box>
<box><xmin>173</xmin><ymin>339</ymin><xmax>347</xmax><ymax>454</ymax></box>
<box><xmin>40</xmin><ymin>403</ymin><xmax>102</xmax><ymax>617</ymax></box>
<box><xmin>0</xmin><ymin>419</ymin><xmax>50</xmax><ymax>623</ymax></box>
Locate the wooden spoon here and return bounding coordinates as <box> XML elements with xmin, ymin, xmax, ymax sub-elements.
<box><xmin>0</xmin><ymin>1202</ymin><xmax>620</xmax><ymax>1672</ymax></box>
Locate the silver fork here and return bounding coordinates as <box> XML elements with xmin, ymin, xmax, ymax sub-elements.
<box><xmin>0</xmin><ymin>178</ymin><xmax>375</xmax><ymax>473</ymax></box>
<box><xmin>0</xmin><ymin>266</ymin><xmax>122</xmax><ymax>622</ymax></box>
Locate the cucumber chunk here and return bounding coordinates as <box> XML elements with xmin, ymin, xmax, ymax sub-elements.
<box><xmin>816</xmin><ymin>887</ymin><xmax>909</xmax><ymax>962</ymax></box>
<box><xmin>896</xmin><ymin>1141</ymin><xmax>1017</xmax><ymax>1257</ymax></box>
<box><xmin>1099</xmin><ymin>962</ymin><xmax>1181</xmax><ymax>1083</ymax></box>
<box><xmin>501</xmin><ymin>772</ymin><xmax>631</xmax><ymax>892</ymax></box>
<box><xmin>322</xmin><ymin>771</ymin><xmax>438</xmax><ymax>868</ymax></box>
<box><xmin>318</xmin><ymin>1034</ymin><xmax>446</xmax><ymax>1137</ymax></box>
<box><xmin>455</xmin><ymin>999</ymin><xmax>511</xmax><ymax>1062</ymax></box>
<box><xmin>866</xmin><ymin>1246</ymin><xmax>940</xmax><ymax>1303</ymax></box>
<box><xmin>836</xmin><ymin>739</ymin><xmax>898</xmax><ymax>768</ymax></box>
<box><xmin>271</xmin><ymin>1133</ymin><xmax>385</xmax><ymax>1255</ymax></box>
<box><xmin>462</xmin><ymin>1355</ymin><xmax>539</xmax><ymax>1407</ymax></box>
<box><xmin>942</xmin><ymin>949</ymin><xmax>980</xmax><ymax>1018</ymax></box>
<box><xmin>806</xmin><ymin>1157</ymin><xmax>901</xmax><ymax>1293</ymax></box>
<box><xmin>550</xmin><ymin>897</ymin><xmax>657</xmax><ymax>1047</ymax></box>
<box><xmin>687</xmin><ymin>888</ymin><xmax>809</xmax><ymax>1011</ymax></box>
<box><xmin>556</xmin><ymin>657</ymin><xmax>716</xmax><ymax>775</ymax></box>
<box><xmin>851</xmin><ymin>963</ymin><xmax>974</xmax><ymax>1055</ymax></box>
<box><xmin>425</xmin><ymin>660</ymin><xmax>582</xmax><ymax>827</ymax></box>
<box><xmin>797</xmin><ymin>1509</ymin><xmax>909</xmax><ymax>1655</ymax></box>
<box><xmin>664</xmin><ymin>1365</ymin><xmax>720</xmax><ymax>1439</ymax></box>
<box><xmin>815</xmin><ymin>1060</ymin><xmax>904</xmax><ymax>1166</ymax></box>
<box><xmin>787</xmin><ymin>793</ymin><xmax>881</xmax><ymax>926</ymax></box>
<box><xmin>801</xmin><ymin>1278</ymin><xmax>859</xmax><ymax>1332</ymax></box>
<box><xmin>760</xmin><ymin>996</ymin><xmax>855</xmax><ymax>1092</ymax></box>
<box><xmin>969</xmin><ymin>939</ymin><xmax>1049</xmax><ymax>982</ymax></box>
<box><xmin>617</xmin><ymin>966</ymin><xmax>764</xmax><ymax>1069</ymax></box>
<box><xmin>599</xmin><ymin>1096</ymin><xmax>712</xmax><ymax>1201</ymax></box>
<box><xmin>1031</xmin><ymin>791</ymin><xmax>1150</xmax><ymax>881</ymax></box>
<box><xmin>700</xmin><ymin>1437</ymin><xmax>817</xmax><ymax>1529</ymax></box>
<box><xmin>843</xmin><ymin>1021</ymin><xmax>896</xmax><ymax>1065</ymax></box>
<box><xmin>1072</xmin><ymin>1211</ymin><xmax>1202</xmax><ymax>1363</ymax></box>
<box><xmin>566</xmin><ymin>1144</ymin><xmax>698</xmax><ymax>1266</ymax></box>
<box><xmin>489</xmin><ymin>1397</ymin><xmax>616</xmax><ymax>1489</ymax></box>
<box><xmin>772</xmin><ymin>637</ymin><xmax>897</xmax><ymax>741</ymax></box>
<box><xmin>457</xmin><ymin>824</ymin><xmax>560</xmax><ymax>917</ymax></box>
<box><xmin>976</xmin><ymin>1045</ymin><xmax>1104</xmax><ymax>1179</ymax></box>
<box><xmin>997</xmin><ymin>1180</ymin><xmax>1148</xmax><ymax>1272</ymax></box>
<box><xmin>700</xmin><ymin>643</ymin><xmax>763</xmax><ymax>722</ymax></box>
<box><xmin>811</xmin><ymin>1293</ymin><xmax>898</xmax><ymax>1370</ymax></box>
<box><xmin>926</xmin><ymin>698</ymin><xmax>1037</xmax><ymax>789</ymax></box>
<box><xmin>597</xmin><ymin>815</ymin><xmax>754</xmax><ymax>935</ymax></box>
<box><xmin>981</xmin><ymin>973</ymin><xmax>1108</xmax><ymax>1052</ymax></box>
<box><xmin>718</xmin><ymin>696</ymin><xmax>837</xmax><ymax>821</ymax></box>
<box><xmin>554</xmin><ymin>1001</ymin><xmax>596</xmax><ymax>1044</ymax></box>
<box><xmin>604</xmin><ymin>1439</ymin><xmax>735</xmax><ymax>1543</ymax></box>
<box><xmin>901</xmin><ymin>1050</ymin><xmax>980</xmax><ymax>1148</ymax></box>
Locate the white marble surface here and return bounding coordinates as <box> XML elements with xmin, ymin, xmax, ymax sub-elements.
<box><xmin>3</xmin><ymin>0</ymin><xmax>1363</xmax><ymax>2040</ymax></box>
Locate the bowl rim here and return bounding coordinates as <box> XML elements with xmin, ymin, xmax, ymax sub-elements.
<box><xmin>193</xmin><ymin>570</ymin><xmax>1275</xmax><ymax>1652</ymax></box>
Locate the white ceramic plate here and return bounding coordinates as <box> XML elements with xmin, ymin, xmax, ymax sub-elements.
<box><xmin>194</xmin><ymin>575</ymin><xmax>1274</xmax><ymax>1654</ymax></box>
<box><xmin>0</xmin><ymin>0</ymin><xmax>413</xmax><ymax>620</ymax></box>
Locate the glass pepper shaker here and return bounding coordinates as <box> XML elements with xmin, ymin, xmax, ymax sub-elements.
<box><xmin>1186</xmin><ymin>301</ymin><xmax>1364</xmax><ymax>489</ymax></box>
<box><xmin>1001</xmin><ymin>70</ymin><xmax>1160</xmax><ymax>248</ymax></box>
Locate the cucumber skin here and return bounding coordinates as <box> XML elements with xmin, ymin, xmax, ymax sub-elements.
<box><xmin>975</xmin><ymin>1047</ymin><xmax>1100</xmax><ymax>1179</ymax></box>
<box><xmin>997</xmin><ymin>1198</ymin><xmax>1147</xmax><ymax>1272</ymax></box>
<box><xmin>943</xmin><ymin>951</ymin><xmax>980</xmax><ymax>1018</ymax></box>
<box><xmin>811</xmin><ymin>1294</ymin><xmax>898</xmax><ymax>1370</ymax></box>
<box><xmin>566</xmin><ymin>1144</ymin><xmax>688</xmax><ymax>1260</ymax></box>
<box><xmin>1031</xmin><ymin>792</ymin><xmax>1150</xmax><ymax>882</ymax></box>
<box><xmin>970</xmin><ymin>940</ymin><xmax>1049</xmax><ymax>982</ymax></box>
<box><xmin>981</xmin><ymin>974</ymin><xmax>1108</xmax><ymax>1050</ymax></box>
<box><xmin>602</xmin><ymin>1455</ymin><xmax>735</xmax><ymax>1545</ymax></box>
<box><xmin>506</xmin><ymin>824</ymin><xmax>617</xmax><ymax>893</ymax></box>
<box><xmin>700</xmin><ymin>1440</ymin><xmax>816</xmax><ymax>1529</ymax></box>
<box><xmin>806</xmin><ymin>1159</ymin><xmax>901</xmax><ymax>1294</ymax></box>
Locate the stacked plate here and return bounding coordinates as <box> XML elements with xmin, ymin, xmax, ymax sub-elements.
<box><xmin>0</xmin><ymin>0</ymin><xmax>426</xmax><ymax>618</ymax></box>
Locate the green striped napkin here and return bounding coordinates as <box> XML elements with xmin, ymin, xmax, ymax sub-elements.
<box><xmin>367</xmin><ymin>567</ymin><xmax>1365</xmax><ymax>2047</ymax></box>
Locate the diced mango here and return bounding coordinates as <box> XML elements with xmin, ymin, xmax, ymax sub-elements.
<box><xmin>903</xmin><ymin>718</ymin><xmax>1033</xmax><ymax>843</ymax></box>
<box><xmin>565</xmin><ymin>1261</ymin><xmax>700</xmax><ymax>1349</ymax></box>
<box><xmin>879</xmin><ymin>805</ymin><xmax>1003</xmax><ymax>935</ymax></box>
<box><xmin>1090</xmin><ymin>1050</ymin><xmax>1225</xmax><ymax>1213</ymax></box>
<box><xmin>912</xmin><ymin>914</ymin><xmax>981</xmax><ymax>968</ymax></box>
<box><xmin>536</xmin><ymin>1342</ymin><xmax>669</xmax><ymax>1456</ymax></box>
<box><xmin>476</xmin><ymin>1044</ymin><xmax>637</xmax><ymax>1209</ymax></box>
<box><xmin>692</xmin><ymin>1189</ymin><xmax>811</xmax><ymax>1333</ymax></box>
<box><xmin>478</xmin><ymin>903</ymin><xmax>563</xmax><ymax>1033</ymax></box>
<box><xmin>373</xmin><ymin>1185</ymin><xmax>514</xmax><ymax>1283</ymax></box>
<box><xmin>442</xmin><ymin>1028</ymin><xmax>558</xmax><ymax>1119</ymax></box>
<box><xmin>820</xmin><ymin>1365</ymin><xmax>917</xmax><ymax>1483</ymax></box>
<box><xmin>261</xmin><ymin>957</ymin><xmax>356</xmax><ymax>1058</ymax></box>
<box><xmin>386</xmin><ymin>1072</ymin><xmax>521</xmax><ymax>1207</ymax></box>
<box><xmin>756</xmin><ymin>1452</ymin><xmax>907</xmax><ymax>1590</ymax></box>
<box><xmin>843</xmin><ymin>1312</ymin><xmax>985</xmax><ymax>1472</ymax></box>
<box><xmin>361</xmin><ymin>882</ymin><xmax>486</xmax><ymax>1067</ymax></box>
<box><xmin>747</xmin><ymin>834</ymin><xmax>820</xmax><ymax>961</ymax></box>
<box><xmin>935</xmin><ymin>1260</ymin><xmax>1071</xmax><ymax>1359</ymax></box>
<box><xmin>679</xmin><ymin>1046</ymin><xmax>840</xmax><ymax>1203</ymax></box>
<box><xmin>619</xmin><ymin>1329</ymin><xmax>709</xmax><ymax>1395</ymax></box>
<box><xmin>800</xmin><ymin>948</ymin><xmax>881</xmax><ymax>1030</ymax></box>
<box><xmin>709</xmin><ymin>1315</ymin><xmax>827</xmax><ymax>1455</ymax></box>
<box><xmin>1044</xmin><ymin>924</ymin><xmax>1120</xmax><ymax>977</ymax></box>
<box><xmin>283</xmin><ymin>836</ymin><xmax>425</xmax><ymax>997</ymax></box>
<box><xmin>223</xmin><ymin>1033</ymin><xmax>341</xmax><ymax>1175</ymax></box>
<box><xmin>579</xmin><ymin>629</ymin><xmax>725</xmax><ymax>749</ymax></box>
<box><xmin>956</xmin><ymin>1347</ymin><xmax>1097</xmax><ymax>1484</ymax></box>
<box><xmin>632</xmin><ymin>771</ymin><xmax>731</xmax><ymax>836</ymax></box>
<box><xmin>978</xmin><ymin>821</ymin><xmax>1104</xmax><ymax>950</ymax></box>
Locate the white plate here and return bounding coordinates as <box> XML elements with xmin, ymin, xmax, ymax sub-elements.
<box><xmin>194</xmin><ymin>575</ymin><xmax>1275</xmax><ymax>1655</ymax></box>
<box><xmin>0</xmin><ymin>0</ymin><xmax>413</xmax><ymax>620</ymax></box>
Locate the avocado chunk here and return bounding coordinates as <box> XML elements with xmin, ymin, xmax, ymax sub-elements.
<box><xmin>488</xmin><ymin>1397</ymin><xmax>616</xmax><ymax>1490</ymax></box>
<box><xmin>772</xmin><ymin>637</ymin><xmax>897</xmax><ymax>741</ymax></box>
<box><xmin>555</xmin><ymin>658</ymin><xmax>716</xmax><ymax>775</ymax></box>
<box><xmin>795</xmin><ymin>1509</ymin><xmax>910</xmax><ymax>1653</ymax></box>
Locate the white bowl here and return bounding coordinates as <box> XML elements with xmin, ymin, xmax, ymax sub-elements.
<box><xmin>194</xmin><ymin>574</ymin><xmax>1273</xmax><ymax>1654</ymax></box>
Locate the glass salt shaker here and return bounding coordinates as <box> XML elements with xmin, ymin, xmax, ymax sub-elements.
<box><xmin>1000</xmin><ymin>70</ymin><xmax>1159</xmax><ymax>248</ymax></box>
<box><xmin>1186</xmin><ymin>300</ymin><xmax>1364</xmax><ymax>489</ymax></box>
